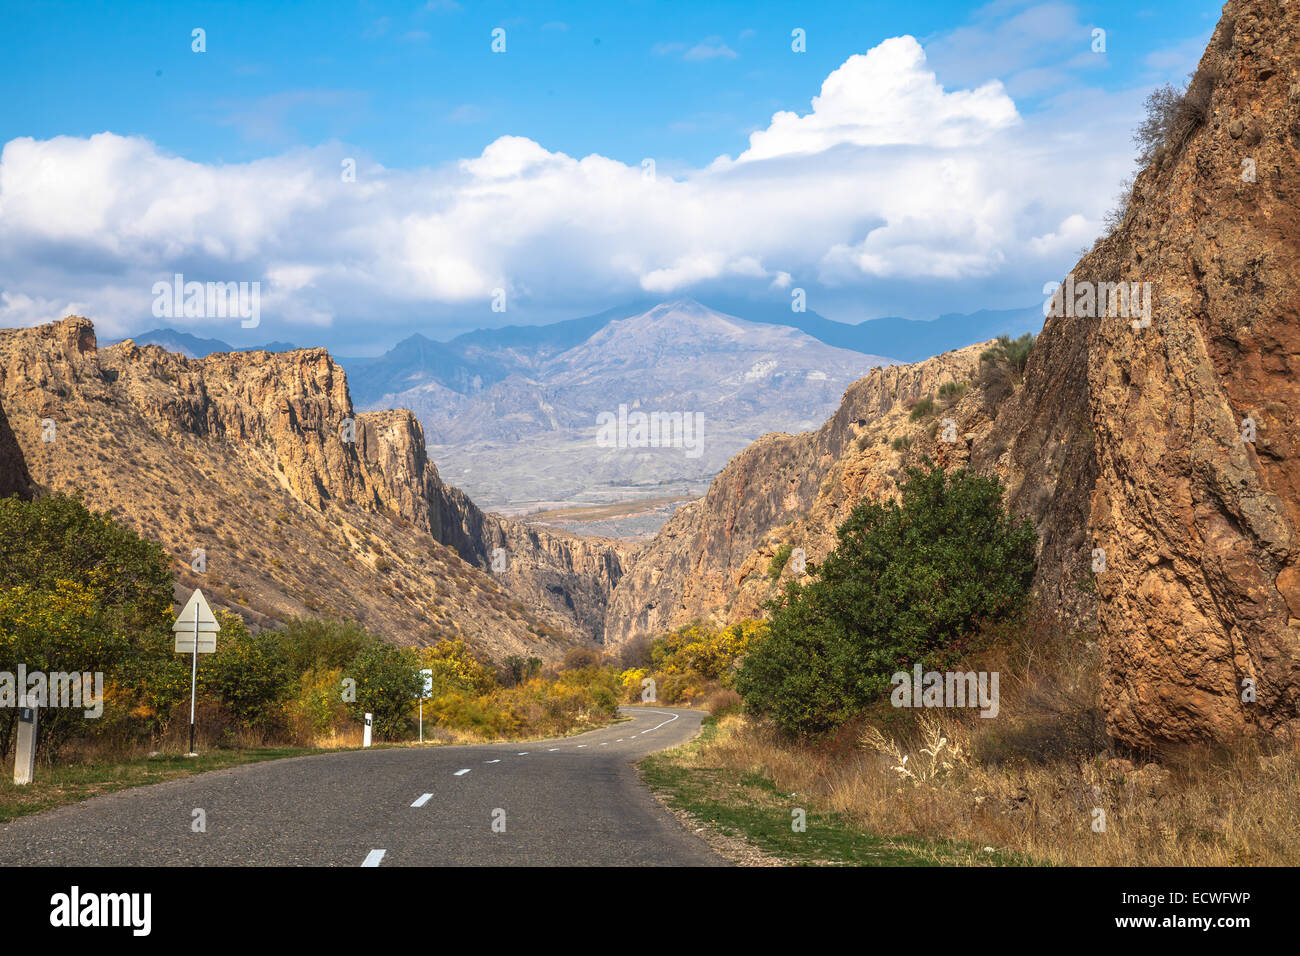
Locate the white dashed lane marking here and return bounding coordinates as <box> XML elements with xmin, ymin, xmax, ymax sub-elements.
<box><xmin>361</xmin><ymin>850</ymin><xmax>386</xmax><ymax>867</ymax></box>
<box><xmin>411</xmin><ymin>793</ymin><xmax>432</xmax><ymax>808</ymax></box>
<box><xmin>454</xmin><ymin>768</ymin><xmax>471</xmax><ymax>776</ymax></box>
<box><xmin>485</xmin><ymin>759</ymin><xmax>501</xmax><ymax>763</ymax></box>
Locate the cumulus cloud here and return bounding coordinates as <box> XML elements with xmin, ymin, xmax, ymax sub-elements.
<box><xmin>732</xmin><ymin>37</ymin><xmax>1019</xmax><ymax>161</ymax></box>
<box><xmin>0</xmin><ymin>34</ymin><xmax>1142</xmax><ymax>344</ymax></box>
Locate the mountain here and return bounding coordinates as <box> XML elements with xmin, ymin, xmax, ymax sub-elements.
<box><xmin>110</xmin><ymin>329</ymin><xmax>300</xmax><ymax>358</ymax></box>
<box><xmin>357</xmin><ymin>300</ymin><xmax>898</xmax><ymax>511</ymax></box>
<box><xmin>0</xmin><ymin>317</ymin><xmax>630</xmax><ymax>658</ymax></box>
<box><xmin>341</xmin><ymin>299</ymin><xmax>1043</xmax><ymax>407</ymax></box>
<box><xmin>604</xmin><ymin>0</ymin><xmax>1300</xmax><ymax>750</ymax></box>
<box><xmin>701</xmin><ymin>297</ymin><xmax>1044</xmax><ymax>363</ymax></box>
<box><xmin>341</xmin><ymin>303</ymin><xmax>647</xmax><ymax>403</ymax></box>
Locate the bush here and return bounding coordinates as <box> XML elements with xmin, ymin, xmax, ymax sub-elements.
<box><xmin>198</xmin><ymin>611</ymin><xmax>292</xmax><ymax>735</ymax></box>
<box><xmin>650</xmin><ymin>620</ymin><xmax>763</xmax><ymax>687</ymax></box>
<box><xmin>938</xmin><ymin>381</ymin><xmax>968</xmax><ymax>404</ymax></box>
<box><xmin>280</xmin><ymin>618</ymin><xmax>373</xmax><ymax>674</ymax></box>
<box><xmin>767</xmin><ymin>544</ymin><xmax>794</xmax><ymax>580</ymax></box>
<box><xmin>420</xmin><ymin>639</ymin><xmax>496</xmax><ymax>696</ymax></box>
<box><xmin>980</xmin><ymin>333</ymin><xmax>1035</xmax><ymax>378</ymax></box>
<box><xmin>499</xmin><ymin>653</ymin><xmax>543</xmax><ymax>687</ymax></box>
<box><xmin>345</xmin><ymin>643</ymin><xmax>422</xmax><ymax>739</ymax></box>
<box><xmin>736</xmin><ymin>464</ymin><xmax>1037</xmax><ymax>736</ymax></box>
<box><xmin>0</xmin><ymin>494</ymin><xmax>175</xmax><ymax>758</ymax></box>
<box><xmin>1134</xmin><ymin>83</ymin><xmax>1186</xmax><ymax>167</ymax></box>
<box><xmin>908</xmin><ymin>396</ymin><xmax>937</xmax><ymax>420</ymax></box>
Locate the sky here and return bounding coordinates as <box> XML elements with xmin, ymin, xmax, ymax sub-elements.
<box><xmin>0</xmin><ymin>0</ymin><xmax>1225</xmax><ymax>354</ymax></box>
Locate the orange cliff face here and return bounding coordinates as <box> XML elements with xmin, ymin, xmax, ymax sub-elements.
<box><xmin>1079</xmin><ymin>0</ymin><xmax>1300</xmax><ymax>748</ymax></box>
<box><xmin>0</xmin><ymin>316</ymin><xmax>630</xmax><ymax>659</ymax></box>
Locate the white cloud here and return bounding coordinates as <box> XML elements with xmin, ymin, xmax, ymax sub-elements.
<box><xmin>0</xmin><ymin>34</ymin><xmax>1141</xmax><ymax>341</ymax></box>
<box><xmin>732</xmin><ymin>37</ymin><xmax>1019</xmax><ymax>161</ymax></box>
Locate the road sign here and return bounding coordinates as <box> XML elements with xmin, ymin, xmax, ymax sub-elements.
<box><xmin>173</xmin><ymin>588</ymin><xmax>220</xmax><ymax>653</ymax></box>
<box><xmin>174</xmin><ymin>588</ymin><xmax>221</xmax><ymax>756</ymax></box>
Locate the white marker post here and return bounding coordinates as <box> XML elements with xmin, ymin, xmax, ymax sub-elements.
<box><xmin>419</xmin><ymin>669</ymin><xmax>432</xmax><ymax>744</ymax></box>
<box><xmin>13</xmin><ymin>694</ymin><xmax>38</xmax><ymax>785</ymax></box>
<box><xmin>363</xmin><ymin>713</ymin><xmax>373</xmax><ymax>748</ymax></box>
<box><xmin>173</xmin><ymin>589</ymin><xmax>220</xmax><ymax>756</ymax></box>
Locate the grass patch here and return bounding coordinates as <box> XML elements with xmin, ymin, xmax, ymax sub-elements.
<box><xmin>641</xmin><ymin>718</ymin><xmax>1031</xmax><ymax>866</ymax></box>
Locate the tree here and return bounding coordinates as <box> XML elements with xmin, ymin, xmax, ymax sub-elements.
<box><xmin>278</xmin><ymin>617</ymin><xmax>373</xmax><ymax>675</ymax></box>
<box><xmin>0</xmin><ymin>495</ymin><xmax>175</xmax><ymax>757</ymax></box>
<box><xmin>200</xmin><ymin>611</ymin><xmax>292</xmax><ymax>734</ymax></box>
<box><xmin>736</xmin><ymin>464</ymin><xmax>1037</xmax><ymax>736</ymax></box>
<box><xmin>345</xmin><ymin>643</ymin><xmax>422</xmax><ymax>739</ymax></box>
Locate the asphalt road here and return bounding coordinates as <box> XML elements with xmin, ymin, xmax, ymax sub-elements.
<box><xmin>0</xmin><ymin>706</ymin><xmax>723</xmax><ymax>866</ymax></box>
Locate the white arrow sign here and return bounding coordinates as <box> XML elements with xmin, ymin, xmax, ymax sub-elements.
<box><xmin>173</xmin><ymin>588</ymin><xmax>220</xmax><ymax>653</ymax></box>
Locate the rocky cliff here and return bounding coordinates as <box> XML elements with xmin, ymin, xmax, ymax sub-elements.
<box><xmin>602</xmin><ymin>345</ymin><xmax>992</xmax><ymax>646</ymax></box>
<box><xmin>1079</xmin><ymin>0</ymin><xmax>1300</xmax><ymax>747</ymax></box>
<box><xmin>605</xmin><ymin>0</ymin><xmax>1300</xmax><ymax>750</ymax></box>
<box><xmin>0</xmin><ymin>317</ymin><xmax>627</xmax><ymax>658</ymax></box>
<box><xmin>0</xmin><ymin>396</ymin><xmax>32</xmax><ymax>501</ymax></box>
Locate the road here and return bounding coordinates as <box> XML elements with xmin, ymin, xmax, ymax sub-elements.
<box><xmin>0</xmin><ymin>706</ymin><xmax>723</xmax><ymax>866</ymax></box>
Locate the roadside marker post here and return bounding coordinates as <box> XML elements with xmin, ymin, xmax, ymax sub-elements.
<box><xmin>13</xmin><ymin>694</ymin><xmax>38</xmax><ymax>785</ymax></box>
<box><xmin>419</xmin><ymin>669</ymin><xmax>432</xmax><ymax>743</ymax></box>
<box><xmin>173</xmin><ymin>588</ymin><xmax>220</xmax><ymax>757</ymax></box>
<box><xmin>363</xmin><ymin>713</ymin><xmax>373</xmax><ymax>748</ymax></box>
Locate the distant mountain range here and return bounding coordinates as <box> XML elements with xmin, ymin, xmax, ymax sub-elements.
<box><xmin>337</xmin><ymin>298</ymin><xmax>1042</xmax><ymax>406</ymax></box>
<box><xmin>121</xmin><ymin>298</ymin><xmax>1042</xmax><ymax>517</ymax></box>
<box><xmin>108</xmin><ymin>328</ymin><xmax>299</xmax><ymax>358</ymax></box>
<box><xmin>346</xmin><ymin>300</ymin><xmax>896</xmax><ymax>511</ymax></box>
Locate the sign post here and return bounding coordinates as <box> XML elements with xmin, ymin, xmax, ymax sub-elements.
<box><xmin>13</xmin><ymin>694</ymin><xmax>38</xmax><ymax>785</ymax></box>
<box><xmin>173</xmin><ymin>588</ymin><xmax>220</xmax><ymax>757</ymax></box>
<box><xmin>419</xmin><ymin>669</ymin><xmax>432</xmax><ymax>744</ymax></box>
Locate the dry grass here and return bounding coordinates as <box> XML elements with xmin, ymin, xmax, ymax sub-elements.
<box><xmin>696</xmin><ymin>616</ymin><xmax>1300</xmax><ymax>866</ymax></box>
<box><xmin>702</xmin><ymin>715</ymin><xmax>1299</xmax><ymax>865</ymax></box>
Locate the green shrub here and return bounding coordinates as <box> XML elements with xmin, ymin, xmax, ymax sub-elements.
<box><xmin>345</xmin><ymin>643</ymin><xmax>422</xmax><ymax>739</ymax></box>
<box><xmin>198</xmin><ymin>612</ymin><xmax>292</xmax><ymax>734</ymax></box>
<box><xmin>767</xmin><ymin>544</ymin><xmax>794</xmax><ymax>580</ymax></box>
<box><xmin>980</xmin><ymin>333</ymin><xmax>1035</xmax><ymax>378</ymax></box>
<box><xmin>908</xmin><ymin>396</ymin><xmax>937</xmax><ymax>420</ymax></box>
<box><xmin>279</xmin><ymin>617</ymin><xmax>373</xmax><ymax>675</ymax></box>
<box><xmin>0</xmin><ymin>494</ymin><xmax>175</xmax><ymax>757</ymax></box>
<box><xmin>938</xmin><ymin>381</ymin><xmax>968</xmax><ymax>403</ymax></box>
<box><xmin>736</xmin><ymin>464</ymin><xmax>1036</xmax><ymax>737</ymax></box>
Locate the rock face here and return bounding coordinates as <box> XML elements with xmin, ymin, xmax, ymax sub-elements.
<box><xmin>0</xmin><ymin>317</ymin><xmax>627</xmax><ymax>658</ymax></box>
<box><xmin>603</xmin><ymin>345</ymin><xmax>990</xmax><ymax>647</ymax></box>
<box><xmin>605</xmin><ymin>0</ymin><xmax>1300</xmax><ymax>749</ymax></box>
<box><xmin>1080</xmin><ymin>0</ymin><xmax>1300</xmax><ymax>747</ymax></box>
<box><xmin>0</xmin><ymin>397</ymin><xmax>32</xmax><ymax>501</ymax></box>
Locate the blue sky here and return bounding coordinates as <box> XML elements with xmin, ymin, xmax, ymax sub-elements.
<box><xmin>0</xmin><ymin>0</ymin><xmax>1225</xmax><ymax>352</ymax></box>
